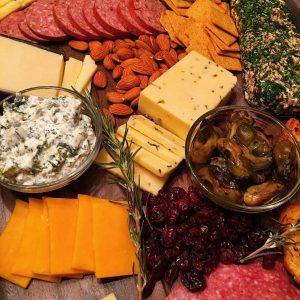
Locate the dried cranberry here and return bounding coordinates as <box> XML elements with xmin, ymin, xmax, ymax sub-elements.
<box><xmin>145</xmin><ymin>244</ymin><xmax>161</xmax><ymax>269</ymax></box>
<box><xmin>181</xmin><ymin>269</ymin><xmax>206</xmax><ymax>292</ymax></box>
<box><xmin>147</xmin><ymin>205</ymin><xmax>165</xmax><ymax>224</ymax></box>
<box><xmin>166</xmin><ymin>207</ymin><xmax>179</xmax><ymax>225</ymax></box>
<box><xmin>192</xmin><ymin>237</ymin><xmax>206</xmax><ymax>253</ymax></box>
<box><xmin>188</xmin><ymin>186</ymin><xmax>202</xmax><ymax>207</ymax></box>
<box><xmin>262</xmin><ymin>254</ymin><xmax>278</xmax><ymax>270</ymax></box>
<box><xmin>164</xmin><ymin>261</ymin><xmax>179</xmax><ymax>288</ymax></box>
<box><xmin>169</xmin><ymin>187</ymin><xmax>187</xmax><ymax>201</ymax></box>
<box><xmin>182</xmin><ymin>234</ymin><xmax>194</xmax><ymax>247</ymax></box>
<box><xmin>176</xmin><ymin>197</ymin><xmax>191</xmax><ymax>214</ymax></box>
<box><xmin>209</xmin><ymin>230</ymin><xmax>221</xmax><ymax>242</ymax></box>
<box><xmin>193</xmin><ymin>258</ymin><xmax>206</xmax><ymax>272</ymax></box>
<box><xmin>161</xmin><ymin>225</ymin><xmax>177</xmax><ymax>248</ymax></box>
<box><xmin>176</xmin><ymin>251</ymin><xmax>192</xmax><ymax>271</ymax></box>
<box><xmin>220</xmin><ymin>247</ymin><xmax>238</xmax><ymax>264</ymax></box>
<box><xmin>198</xmin><ymin>205</ymin><xmax>219</xmax><ymax>219</ymax></box>
<box><xmin>164</xmin><ymin>244</ymin><xmax>181</xmax><ymax>261</ymax></box>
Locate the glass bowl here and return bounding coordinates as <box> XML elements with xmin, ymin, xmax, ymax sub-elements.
<box><xmin>0</xmin><ymin>86</ymin><xmax>102</xmax><ymax>193</ymax></box>
<box><xmin>185</xmin><ymin>105</ymin><xmax>300</xmax><ymax>213</ymax></box>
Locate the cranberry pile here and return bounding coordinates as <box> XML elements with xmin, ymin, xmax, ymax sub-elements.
<box><xmin>142</xmin><ymin>186</ymin><xmax>275</xmax><ymax>297</ymax></box>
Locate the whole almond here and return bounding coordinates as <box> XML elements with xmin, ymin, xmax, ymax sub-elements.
<box><xmin>116</xmin><ymin>89</ymin><xmax>127</xmax><ymax>94</ymax></box>
<box><xmin>130</xmin><ymin>97</ymin><xmax>139</xmax><ymax>109</ymax></box>
<box><xmin>90</xmin><ymin>44</ymin><xmax>109</xmax><ymax>61</ymax></box>
<box><xmin>116</xmin><ymin>47</ymin><xmax>134</xmax><ymax>60</ymax></box>
<box><xmin>68</xmin><ymin>40</ymin><xmax>89</xmax><ymax>52</ymax></box>
<box><xmin>178</xmin><ymin>52</ymin><xmax>188</xmax><ymax>60</ymax></box>
<box><xmin>132</xmin><ymin>60</ymin><xmax>154</xmax><ymax>75</ymax></box>
<box><xmin>103</xmin><ymin>54</ymin><xmax>116</xmax><ymax>70</ymax></box>
<box><xmin>160</xmin><ymin>64</ymin><xmax>169</xmax><ymax>72</ymax></box>
<box><xmin>156</xmin><ymin>34</ymin><xmax>170</xmax><ymax>52</ymax></box>
<box><xmin>111</xmin><ymin>53</ymin><xmax>122</xmax><ymax>63</ymax></box>
<box><xmin>112</xmin><ymin>65</ymin><xmax>124</xmax><ymax>79</ymax></box>
<box><xmin>124</xmin><ymin>38</ymin><xmax>136</xmax><ymax>47</ymax></box>
<box><xmin>93</xmin><ymin>71</ymin><xmax>107</xmax><ymax>88</ymax></box>
<box><xmin>102</xmin><ymin>108</ymin><xmax>116</xmax><ymax>127</ymax></box>
<box><xmin>89</xmin><ymin>40</ymin><xmax>102</xmax><ymax>51</ymax></box>
<box><xmin>116</xmin><ymin>74</ymin><xmax>141</xmax><ymax>90</ymax></box>
<box><xmin>135</xmin><ymin>40</ymin><xmax>153</xmax><ymax>53</ymax></box>
<box><xmin>149</xmin><ymin>36</ymin><xmax>160</xmax><ymax>53</ymax></box>
<box><xmin>109</xmin><ymin>104</ymin><xmax>133</xmax><ymax>116</ymax></box>
<box><xmin>136</xmin><ymin>48</ymin><xmax>153</xmax><ymax>59</ymax></box>
<box><xmin>138</xmin><ymin>35</ymin><xmax>150</xmax><ymax>45</ymax></box>
<box><xmin>123</xmin><ymin>66</ymin><xmax>134</xmax><ymax>77</ymax></box>
<box><xmin>170</xmin><ymin>41</ymin><xmax>179</xmax><ymax>49</ymax></box>
<box><xmin>120</xmin><ymin>58</ymin><xmax>140</xmax><ymax>68</ymax></box>
<box><xmin>139</xmin><ymin>75</ymin><xmax>149</xmax><ymax>89</ymax></box>
<box><xmin>124</xmin><ymin>87</ymin><xmax>141</xmax><ymax>102</ymax></box>
<box><xmin>115</xmin><ymin>39</ymin><xmax>131</xmax><ymax>48</ymax></box>
<box><xmin>148</xmin><ymin>70</ymin><xmax>162</xmax><ymax>85</ymax></box>
<box><xmin>103</xmin><ymin>40</ymin><xmax>114</xmax><ymax>52</ymax></box>
<box><xmin>140</xmin><ymin>54</ymin><xmax>159</xmax><ymax>71</ymax></box>
<box><xmin>106</xmin><ymin>91</ymin><xmax>125</xmax><ymax>103</ymax></box>
<box><xmin>169</xmin><ymin>49</ymin><xmax>178</xmax><ymax>63</ymax></box>
<box><xmin>164</xmin><ymin>52</ymin><xmax>177</xmax><ymax>68</ymax></box>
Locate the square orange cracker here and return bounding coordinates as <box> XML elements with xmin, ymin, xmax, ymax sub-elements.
<box><xmin>170</xmin><ymin>0</ymin><xmax>192</xmax><ymax>8</ymax></box>
<box><xmin>162</xmin><ymin>0</ymin><xmax>188</xmax><ymax>16</ymax></box>
<box><xmin>207</xmin><ymin>42</ymin><xmax>242</xmax><ymax>71</ymax></box>
<box><xmin>206</xmin><ymin>28</ymin><xmax>240</xmax><ymax>51</ymax></box>
<box><xmin>220</xmin><ymin>2</ymin><xmax>230</xmax><ymax>15</ymax></box>
<box><xmin>211</xmin><ymin>40</ymin><xmax>241</xmax><ymax>58</ymax></box>
<box><xmin>186</xmin><ymin>0</ymin><xmax>224</xmax><ymax>20</ymax></box>
<box><xmin>210</xmin><ymin>9</ymin><xmax>238</xmax><ymax>37</ymax></box>
<box><xmin>206</xmin><ymin>23</ymin><xmax>237</xmax><ymax>46</ymax></box>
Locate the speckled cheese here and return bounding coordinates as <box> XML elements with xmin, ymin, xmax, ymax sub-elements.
<box><xmin>139</xmin><ymin>51</ymin><xmax>237</xmax><ymax>140</ymax></box>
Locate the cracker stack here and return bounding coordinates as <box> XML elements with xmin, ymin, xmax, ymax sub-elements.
<box><xmin>160</xmin><ymin>0</ymin><xmax>242</xmax><ymax>71</ymax></box>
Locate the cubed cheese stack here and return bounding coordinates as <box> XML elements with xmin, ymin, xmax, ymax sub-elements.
<box><xmin>139</xmin><ymin>50</ymin><xmax>237</xmax><ymax>140</ymax></box>
<box><xmin>95</xmin><ymin>115</ymin><xmax>185</xmax><ymax>195</ymax></box>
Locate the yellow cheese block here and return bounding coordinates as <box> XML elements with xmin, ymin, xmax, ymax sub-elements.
<box><xmin>0</xmin><ymin>0</ymin><xmax>12</xmax><ymax>8</ymax></box>
<box><xmin>72</xmin><ymin>195</ymin><xmax>94</xmax><ymax>273</ymax></box>
<box><xmin>139</xmin><ymin>51</ymin><xmax>237</xmax><ymax>140</ymax></box>
<box><xmin>0</xmin><ymin>36</ymin><xmax>65</xmax><ymax>94</ymax></box>
<box><xmin>44</xmin><ymin>197</ymin><xmax>84</xmax><ymax>276</ymax></box>
<box><xmin>0</xmin><ymin>0</ymin><xmax>20</xmax><ymax>20</ymax></box>
<box><xmin>0</xmin><ymin>200</ymin><xmax>31</xmax><ymax>288</ymax></box>
<box><xmin>127</xmin><ymin>115</ymin><xmax>185</xmax><ymax>158</ymax></box>
<box><xmin>74</xmin><ymin>55</ymin><xmax>97</xmax><ymax>93</ymax></box>
<box><xmin>89</xmin><ymin>195</ymin><xmax>138</xmax><ymax>278</ymax></box>
<box><xmin>11</xmin><ymin>198</ymin><xmax>60</xmax><ymax>283</ymax></box>
<box><xmin>59</xmin><ymin>57</ymin><xmax>83</xmax><ymax>95</ymax></box>
<box><xmin>117</xmin><ymin>124</ymin><xmax>182</xmax><ymax>165</ymax></box>
<box><xmin>95</xmin><ymin>149</ymin><xmax>169</xmax><ymax>195</ymax></box>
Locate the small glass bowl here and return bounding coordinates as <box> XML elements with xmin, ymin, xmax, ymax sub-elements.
<box><xmin>185</xmin><ymin>105</ymin><xmax>300</xmax><ymax>213</ymax></box>
<box><xmin>0</xmin><ymin>86</ymin><xmax>102</xmax><ymax>193</ymax></box>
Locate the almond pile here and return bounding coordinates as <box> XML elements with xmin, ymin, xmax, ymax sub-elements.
<box><xmin>69</xmin><ymin>34</ymin><xmax>187</xmax><ymax>118</ymax></box>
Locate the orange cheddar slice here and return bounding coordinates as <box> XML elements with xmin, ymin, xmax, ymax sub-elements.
<box><xmin>72</xmin><ymin>195</ymin><xmax>95</xmax><ymax>273</ymax></box>
<box><xmin>89</xmin><ymin>195</ymin><xmax>139</xmax><ymax>278</ymax></box>
<box><xmin>0</xmin><ymin>200</ymin><xmax>31</xmax><ymax>288</ymax></box>
<box><xmin>11</xmin><ymin>198</ymin><xmax>60</xmax><ymax>283</ymax></box>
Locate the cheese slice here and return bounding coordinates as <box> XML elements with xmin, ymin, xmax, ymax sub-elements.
<box><xmin>11</xmin><ymin>198</ymin><xmax>60</xmax><ymax>283</ymax></box>
<box><xmin>59</xmin><ymin>57</ymin><xmax>83</xmax><ymax>95</ymax></box>
<box><xmin>0</xmin><ymin>0</ymin><xmax>12</xmax><ymax>8</ymax></box>
<box><xmin>0</xmin><ymin>36</ymin><xmax>65</xmax><ymax>94</ymax></box>
<box><xmin>74</xmin><ymin>55</ymin><xmax>97</xmax><ymax>93</ymax></box>
<box><xmin>95</xmin><ymin>149</ymin><xmax>168</xmax><ymax>195</ymax></box>
<box><xmin>117</xmin><ymin>124</ymin><xmax>182</xmax><ymax>165</ymax></box>
<box><xmin>72</xmin><ymin>195</ymin><xmax>94</xmax><ymax>273</ymax></box>
<box><xmin>139</xmin><ymin>51</ymin><xmax>237</xmax><ymax>140</ymax></box>
<box><xmin>127</xmin><ymin>115</ymin><xmax>185</xmax><ymax>158</ymax></box>
<box><xmin>0</xmin><ymin>1</ymin><xmax>20</xmax><ymax>20</ymax></box>
<box><xmin>0</xmin><ymin>200</ymin><xmax>31</xmax><ymax>288</ymax></box>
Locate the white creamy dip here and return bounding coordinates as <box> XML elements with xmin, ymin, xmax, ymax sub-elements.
<box><xmin>0</xmin><ymin>94</ymin><xmax>96</xmax><ymax>185</ymax></box>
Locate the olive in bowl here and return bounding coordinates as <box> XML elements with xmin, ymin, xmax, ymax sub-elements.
<box><xmin>185</xmin><ymin>106</ymin><xmax>300</xmax><ymax>213</ymax></box>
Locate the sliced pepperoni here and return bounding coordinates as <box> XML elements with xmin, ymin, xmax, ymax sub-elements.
<box><xmin>0</xmin><ymin>11</ymin><xmax>33</xmax><ymax>42</ymax></box>
<box><xmin>26</xmin><ymin>0</ymin><xmax>68</xmax><ymax>41</ymax></box>
<box><xmin>117</xmin><ymin>0</ymin><xmax>152</xmax><ymax>36</ymax></box>
<box><xmin>68</xmin><ymin>0</ymin><xmax>100</xmax><ymax>39</ymax></box>
<box><xmin>83</xmin><ymin>0</ymin><xmax>117</xmax><ymax>39</ymax></box>
<box><xmin>53</xmin><ymin>0</ymin><xmax>87</xmax><ymax>40</ymax></box>
<box><xmin>129</xmin><ymin>0</ymin><xmax>166</xmax><ymax>34</ymax></box>
<box><xmin>19</xmin><ymin>20</ymin><xmax>49</xmax><ymax>43</ymax></box>
<box><xmin>94</xmin><ymin>0</ymin><xmax>129</xmax><ymax>36</ymax></box>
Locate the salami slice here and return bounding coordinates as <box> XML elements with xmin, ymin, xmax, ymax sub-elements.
<box><xmin>129</xmin><ymin>0</ymin><xmax>166</xmax><ymax>34</ymax></box>
<box><xmin>53</xmin><ymin>0</ymin><xmax>87</xmax><ymax>40</ymax></box>
<box><xmin>68</xmin><ymin>0</ymin><xmax>100</xmax><ymax>39</ymax></box>
<box><xmin>19</xmin><ymin>20</ymin><xmax>49</xmax><ymax>43</ymax></box>
<box><xmin>83</xmin><ymin>0</ymin><xmax>116</xmax><ymax>39</ymax></box>
<box><xmin>94</xmin><ymin>0</ymin><xmax>129</xmax><ymax>36</ymax></box>
<box><xmin>26</xmin><ymin>0</ymin><xmax>68</xmax><ymax>41</ymax></box>
<box><xmin>0</xmin><ymin>11</ymin><xmax>33</xmax><ymax>42</ymax></box>
<box><xmin>117</xmin><ymin>0</ymin><xmax>152</xmax><ymax>36</ymax></box>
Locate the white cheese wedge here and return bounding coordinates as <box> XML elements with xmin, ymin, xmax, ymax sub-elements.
<box><xmin>0</xmin><ymin>36</ymin><xmax>65</xmax><ymax>95</ymax></box>
<box><xmin>117</xmin><ymin>124</ymin><xmax>182</xmax><ymax>165</ymax></box>
<box><xmin>100</xmin><ymin>293</ymin><xmax>117</xmax><ymax>300</ymax></box>
<box><xmin>0</xmin><ymin>0</ymin><xmax>12</xmax><ymax>9</ymax></box>
<box><xmin>116</xmin><ymin>134</ymin><xmax>176</xmax><ymax>177</ymax></box>
<box><xmin>59</xmin><ymin>57</ymin><xmax>83</xmax><ymax>95</ymax></box>
<box><xmin>74</xmin><ymin>55</ymin><xmax>97</xmax><ymax>94</ymax></box>
<box><xmin>139</xmin><ymin>51</ymin><xmax>237</xmax><ymax>140</ymax></box>
<box><xmin>0</xmin><ymin>1</ymin><xmax>21</xmax><ymax>20</ymax></box>
<box><xmin>127</xmin><ymin>115</ymin><xmax>185</xmax><ymax>159</ymax></box>
<box><xmin>94</xmin><ymin>149</ymin><xmax>169</xmax><ymax>195</ymax></box>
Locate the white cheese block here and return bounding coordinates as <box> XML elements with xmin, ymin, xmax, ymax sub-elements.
<box><xmin>127</xmin><ymin>115</ymin><xmax>185</xmax><ymax>159</ymax></box>
<box><xmin>0</xmin><ymin>0</ymin><xmax>12</xmax><ymax>8</ymax></box>
<box><xmin>116</xmin><ymin>135</ymin><xmax>176</xmax><ymax>177</ymax></box>
<box><xmin>0</xmin><ymin>36</ymin><xmax>65</xmax><ymax>95</ymax></box>
<box><xmin>0</xmin><ymin>1</ymin><xmax>21</xmax><ymax>20</ymax></box>
<box><xmin>100</xmin><ymin>293</ymin><xmax>117</xmax><ymax>300</ymax></box>
<box><xmin>117</xmin><ymin>124</ymin><xmax>182</xmax><ymax>165</ymax></box>
<box><xmin>59</xmin><ymin>57</ymin><xmax>83</xmax><ymax>95</ymax></box>
<box><xmin>139</xmin><ymin>51</ymin><xmax>237</xmax><ymax>140</ymax></box>
<box><xmin>74</xmin><ymin>55</ymin><xmax>97</xmax><ymax>94</ymax></box>
<box><xmin>94</xmin><ymin>149</ymin><xmax>169</xmax><ymax>195</ymax></box>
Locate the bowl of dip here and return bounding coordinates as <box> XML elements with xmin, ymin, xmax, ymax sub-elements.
<box><xmin>0</xmin><ymin>86</ymin><xmax>102</xmax><ymax>193</ymax></box>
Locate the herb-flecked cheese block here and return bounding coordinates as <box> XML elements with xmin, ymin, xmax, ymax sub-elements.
<box><xmin>139</xmin><ymin>51</ymin><xmax>237</xmax><ymax>140</ymax></box>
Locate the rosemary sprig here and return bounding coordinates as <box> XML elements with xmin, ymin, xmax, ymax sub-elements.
<box><xmin>78</xmin><ymin>89</ymin><xmax>146</xmax><ymax>300</ymax></box>
<box><xmin>240</xmin><ymin>219</ymin><xmax>300</xmax><ymax>264</ymax></box>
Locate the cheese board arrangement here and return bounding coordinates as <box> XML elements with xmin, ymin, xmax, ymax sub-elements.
<box><xmin>0</xmin><ymin>0</ymin><xmax>299</xmax><ymax>299</ymax></box>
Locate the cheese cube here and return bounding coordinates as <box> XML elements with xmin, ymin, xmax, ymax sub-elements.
<box><xmin>139</xmin><ymin>51</ymin><xmax>237</xmax><ymax>140</ymax></box>
<box><xmin>95</xmin><ymin>149</ymin><xmax>169</xmax><ymax>195</ymax></box>
<box><xmin>127</xmin><ymin>115</ymin><xmax>185</xmax><ymax>159</ymax></box>
<box><xmin>0</xmin><ymin>36</ymin><xmax>65</xmax><ymax>95</ymax></box>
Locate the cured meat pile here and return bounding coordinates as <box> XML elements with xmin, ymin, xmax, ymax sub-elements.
<box><xmin>0</xmin><ymin>0</ymin><xmax>166</xmax><ymax>42</ymax></box>
<box><xmin>168</xmin><ymin>260</ymin><xmax>300</xmax><ymax>300</ymax></box>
